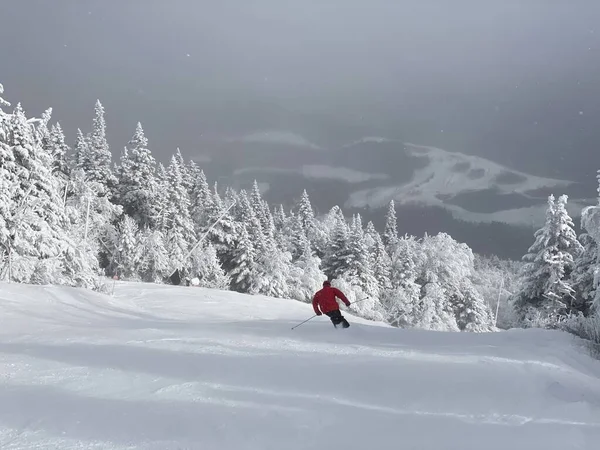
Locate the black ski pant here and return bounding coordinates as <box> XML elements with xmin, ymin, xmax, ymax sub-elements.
<box><xmin>325</xmin><ymin>310</ymin><xmax>350</xmax><ymax>328</ymax></box>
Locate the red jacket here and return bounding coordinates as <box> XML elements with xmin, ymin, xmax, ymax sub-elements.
<box><xmin>312</xmin><ymin>286</ymin><xmax>350</xmax><ymax>314</ymax></box>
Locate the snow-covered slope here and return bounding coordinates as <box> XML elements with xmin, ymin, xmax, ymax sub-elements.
<box><xmin>1</xmin><ymin>281</ymin><xmax>600</xmax><ymax>449</ymax></box>
<box><xmin>346</xmin><ymin>142</ymin><xmax>587</xmax><ymax>226</ymax></box>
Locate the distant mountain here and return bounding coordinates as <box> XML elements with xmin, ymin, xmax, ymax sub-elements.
<box><xmin>198</xmin><ymin>131</ymin><xmax>594</xmax><ymax>259</ymax></box>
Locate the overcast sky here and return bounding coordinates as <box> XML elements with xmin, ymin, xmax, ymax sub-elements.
<box><xmin>2</xmin><ymin>0</ymin><xmax>599</xmax><ymax>181</ymax></box>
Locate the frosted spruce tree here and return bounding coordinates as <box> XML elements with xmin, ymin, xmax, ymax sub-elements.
<box><xmin>385</xmin><ymin>236</ymin><xmax>420</xmax><ymax>327</ymax></box>
<box><xmin>383</xmin><ymin>199</ymin><xmax>399</xmax><ymax>250</ymax></box>
<box><xmin>163</xmin><ymin>154</ymin><xmax>197</xmax><ymax>277</ymax></box>
<box><xmin>190</xmin><ymin>242</ymin><xmax>230</xmax><ymax>289</ymax></box>
<box><xmin>514</xmin><ymin>195</ymin><xmax>581</xmax><ymax>325</ymax></box>
<box><xmin>138</xmin><ymin>228</ymin><xmax>170</xmax><ymax>283</ymax></box>
<box><xmin>189</xmin><ymin>163</ymin><xmax>213</xmax><ymax>233</ymax></box>
<box><xmin>84</xmin><ymin>100</ymin><xmax>117</xmax><ymax>194</ymax></box>
<box><xmin>116</xmin><ymin>122</ymin><xmax>158</xmax><ymax>228</ymax></box>
<box><xmin>48</xmin><ymin>123</ymin><xmax>71</xmax><ymax>181</ymax></box>
<box><xmin>229</xmin><ymin>223</ymin><xmax>259</xmax><ymax>293</ymax></box>
<box><xmin>0</xmin><ymin>95</ymin><xmax>100</xmax><ymax>287</ymax></box>
<box><xmin>571</xmin><ymin>232</ymin><xmax>597</xmax><ymax>315</ymax></box>
<box><xmin>580</xmin><ymin>170</ymin><xmax>600</xmax><ymax>313</ymax></box>
<box><xmin>110</xmin><ymin>215</ymin><xmax>142</xmax><ymax>280</ymax></box>
<box><xmin>322</xmin><ymin>215</ymin><xmax>351</xmax><ymax>280</ymax></box>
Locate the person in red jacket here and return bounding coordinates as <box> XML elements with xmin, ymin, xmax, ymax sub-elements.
<box><xmin>312</xmin><ymin>280</ymin><xmax>351</xmax><ymax>328</ymax></box>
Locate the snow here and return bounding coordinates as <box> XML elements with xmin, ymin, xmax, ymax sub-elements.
<box><xmin>1</xmin><ymin>281</ymin><xmax>600</xmax><ymax>449</ymax></box>
<box><xmin>346</xmin><ymin>142</ymin><xmax>588</xmax><ymax>226</ymax></box>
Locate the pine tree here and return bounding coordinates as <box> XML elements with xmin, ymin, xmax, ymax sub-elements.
<box><xmin>580</xmin><ymin>169</ymin><xmax>600</xmax><ymax>313</ymax></box>
<box><xmin>189</xmin><ymin>163</ymin><xmax>213</xmax><ymax>232</ymax></box>
<box><xmin>571</xmin><ymin>232</ymin><xmax>597</xmax><ymax>315</ymax></box>
<box><xmin>229</xmin><ymin>223</ymin><xmax>259</xmax><ymax>293</ymax></box>
<box><xmin>116</xmin><ymin>122</ymin><xmax>158</xmax><ymax>228</ymax></box>
<box><xmin>112</xmin><ymin>215</ymin><xmax>142</xmax><ymax>280</ymax></box>
<box><xmin>514</xmin><ymin>195</ymin><xmax>581</xmax><ymax>325</ymax></box>
<box><xmin>163</xmin><ymin>154</ymin><xmax>196</xmax><ymax>276</ymax></box>
<box><xmin>384</xmin><ymin>235</ymin><xmax>420</xmax><ymax>327</ymax></box>
<box><xmin>139</xmin><ymin>228</ymin><xmax>170</xmax><ymax>283</ymax></box>
<box><xmin>383</xmin><ymin>199</ymin><xmax>399</xmax><ymax>250</ymax></box>
<box><xmin>204</xmin><ymin>183</ymin><xmax>237</xmax><ymax>270</ymax></box>
<box><xmin>191</xmin><ymin>242</ymin><xmax>230</xmax><ymax>289</ymax></box>
<box><xmin>48</xmin><ymin>123</ymin><xmax>70</xmax><ymax>180</ymax></box>
<box><xmin>297</xmin><ymin>189</ymin><xmax>315</xmax><ymax>231</ymax></box>
<box><xmin>372</xmin><ymin>232</ymin><xmax>392</xmax><ymax>292</ymax></box>
<box><xmin>322</xmin><ymin>216</ymin><xmax>351</xmax><ymax>280</ymax></box>
<box><xmin>288</xmin><ymin>238</ymin><xmax>327</xmax><ymax>302</ymax></box>
<box><xmin>345</xmin><ymin>214</ymin><xmax>379</xmax><ymax>298</ymax></box>
<box><xmin>0</xmin><ymin>100</ymin><xmax>100</xmax><ymax>287</ymax></box>
<box><xmin>86</xmin><ymin>100</ymin><xmax>117</xmax><ymax>193</ymax></box>
<box><xmin>72</xmin><ymin>128</ymin><xmax>89</xmax><ymax>173</ymax></box>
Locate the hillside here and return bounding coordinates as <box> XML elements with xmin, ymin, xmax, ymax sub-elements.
<box><xmin>1</xmin><ymin>281</ymin><xmax>600</xmax><ymax>449</ymax></box>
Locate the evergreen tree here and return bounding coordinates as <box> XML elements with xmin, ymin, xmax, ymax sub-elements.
<box><xmin>297</xmin><ymin>189</ymin><xmax>316</xmax><ymax>231</ymax></box>
<box><xmin>189</xmin><ymin>163</ymin><xmax>213</xmax><ymax>232</ymax></box>
<box><xmin>383</xmin><ymin>199</ymin><xmax>399</xmax><ymax>250</ymax></box>
<box><xmin>571</xmin><ymin>233</ymin><xmax>597</xmax><ymax>315</ymax></box>
<box><xmin>86</xmin><ymin>100</ymin><xmax>117</xmax><ymax>193</ymax></box>
<box><xmin>514</xmin><ymin>195</ymin><xmax>581</xmax><ymax>325</ymax></box>
<box><xmin>204</xmin><ymin>183</ymin><xmax>238</xmax><ymax>270</ymax></box>
<box><xmin>72</xmin><ymin>129</ymin><xmax>89</xmax><ymax>173</ymax></box>
<box><xmin>111</xmin><ymin>215</ymin><xmax>142</xmax><ymax>280</ymax></box>
<box><xmin>47</xmin><ymin>123</ymin><xmax>70</xmax><ymax>180</ymax></box>
<box><xmin>163</xmin><ymin>154</ymin><xmax>196</xmax><ymax>276</ymax></box>
<box><xmin>345</xmin><ymin>214</ymin><xmax>379</xmax><ymax>299</ymax></box>
<box><xmin>0</xmin><ymin>100</ymin><xmax>100</xmax><ymax>287</ymax></box>
<box><xmin>190</xmin><ymin>242</ymin><xmax>230</xmax><ymax>289</ymax></box>
<box><xmin>580</xmin><ymin>169</ymin><xmax>600</xmax><ymax>313</ymax></box>
<box><xmin>322</xmin><ymin>216</ymin><xmax>351</xmax><ymax>280</ymax></box>
<box><xmin>116</xmin><ymin>122</ymin><xmax>158</xmax><ymax>228</ymax></box>
<box><xmin>229</xmin><ymin>223</ymin><xmax>259</xmax><ymax>293</ymax></box>
<box><xmin>288</xmin><ymin>238</ymin><xmax>327</xmax><ymax>302</ymax></box>
<box><xmin>372</xmin><ymin>232</ymin><xmax>392</xmax><ymax>292</ymax></box>
<box><xmin>139</xmin><ymin>228</ymin><xmax>170</xmax><ymax>283</ymax></box>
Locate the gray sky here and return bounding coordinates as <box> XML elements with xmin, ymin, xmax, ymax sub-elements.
<box><xmin>2</xmin><ymin>0</ymin><xmax>599</xmax><ymax>182</ymax></box>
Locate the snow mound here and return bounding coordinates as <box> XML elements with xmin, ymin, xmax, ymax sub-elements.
<box><xmin>1</xmin><ymin>281</ymin><xmax>600</xmax><ymax>449</ymax></box>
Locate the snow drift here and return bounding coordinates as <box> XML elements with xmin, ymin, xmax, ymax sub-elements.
<box><xmin>1</xmin><ymin>281</ymin><xmax>600</xmax><ymax>449</ymax></box>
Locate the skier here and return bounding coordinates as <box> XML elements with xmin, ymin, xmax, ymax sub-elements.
<box><xmin>312</xmin><ymin>280</ymin><xmax>351</xmax><ymax>328</ymax></box>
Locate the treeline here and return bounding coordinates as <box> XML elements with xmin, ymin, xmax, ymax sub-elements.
<box><xmin>0</xmin><ymin>84</ymin><xmax>522</xmax><ymax>332</ymax></box>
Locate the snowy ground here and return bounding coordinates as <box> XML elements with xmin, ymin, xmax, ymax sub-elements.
<box><xmin>1</xmin><ymin>281</ymin><xmax>600</xmax><ymax>449</ymax></box>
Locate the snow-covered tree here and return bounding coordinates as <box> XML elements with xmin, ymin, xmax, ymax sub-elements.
<box><xmin>383</xmin><ymin>236</ymin><xmax>420</xmax><ymax>327</ymax></box>
<box><xmin>571</xmin><ymin>233</ymin><xmax>597</xmax><ymax>315</ymax></box>
<box><xmin>110</xmin><ymin>215</ymin><xmax>142</xmax><ymax>280</ymax></box>
<box><xmin>344</xmin><ymin>214</ymin><xmax>379</xmax><ymax>299</ymax></box>
<box><xmin>116</xmin><ymin>122</ymin><xmax>158</xmax><ymax>228</ymax></box>
<box><xmin>138</xmin><ymin>228</ymin><xmax>170</xmax><ymax>283</ymax></box>
<box><xmin>0</xmin><ymin>99</ymin><xmax>101</xmax><ymax>288</ymax></box>
<box><xmin>514</xmin><ymin>195</ymin><xmax>583</xmax><ymax>325</ymax></box>
<box><xmin>84</xmin><ymin>100</ymin><xmax>117</xmax><ymax>193</ymax></box>
<box><xmin>287</xmin><ymin>239</ymin><xmax>327</xmax><ymax>302</ymax></box>
<box><xmin>383</xmin><ymin>199</ymin><xmax>399</xmax><ymax>250</ymax></box>
<box><xmin>322</xmin><ymin>215</ymin><xmax>350</xmax><ymax>280</ymax></box>
<box><xmin>190</xmin><ymin>242</ymin><xmax>230</xmax><ymax>289</ymax></box>
<box><xmin>163</xmin><ymin>154</ymin><xmax>197</xmax><ymax>276</ymax></box>
<box><xmin>189</xmin><ymin>163</ymin><xmax>213</xmax><ymax>232</ymax></box>
<box><xmin>47</xmin><ymin>123</ymin><xmax>70</xmax><ymax>180</ymax></box>
<box><xmin>580</xmin><ymin>170</ymin><xmax>600</xmax><ymax>313</ymax></box>
<box><xmin>229</xmin><ymin>223</ymin><xmax>259</xmax><ymax>293</ymax></box>
<box><xmin>415</xmin><ymin>233</ymin><xmax>493</xmax><ymax>331</ymax></box>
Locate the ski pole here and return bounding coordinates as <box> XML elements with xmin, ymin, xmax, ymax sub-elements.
<box><xmin>291</xmin><ymin>314</ymin><xmax>317</xmax><ymax>330</ymax></box>
<box><xmin>348</xmin><ymin>297</ymin><xmax>370</xmax><ymax>307</ymax></box>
